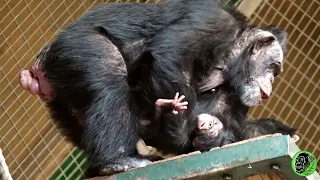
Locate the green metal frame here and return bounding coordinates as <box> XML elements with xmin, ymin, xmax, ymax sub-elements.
<box><xmin>91</xmin><ymin>135</ymin><xmax>319</xmax><ymax>180</ymax></box>
<box><xmin>49</xmin><ymin>148</ymin><xmax>88</xmax><ymax>180</ymax></box>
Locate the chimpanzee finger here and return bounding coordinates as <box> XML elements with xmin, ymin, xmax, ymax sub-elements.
<box><xmin>155</xmin><ymin>99</ymin><xmax>175</xmax><ymax>106</ymax></box>
<box><xmin>172</xmin><ymin>110</ymin><xmax>179</xmax><ymax>115</ymax></box>
<box><xmin>173</xmin><ymin>92</ymin><xmax>180</xmax><ymax>103</ymax></box>
<box><xmin>177</xmin><ymin>101</ymin><xmax>188</xmax><ymax>106</ymax></box>
<box><xmin>175</xmin><ymin>105</ymin><xmax>188</xmax><ymax>110</ymax></box>
<box><xmin>159</xmin><ymin>99</ymin><xmax>175</xmax><ymax>103</ymax></box>
<box><xmin>177</xmin><ymin>95</ymin><xmax>185</xmax><ymax>103</ymax></box>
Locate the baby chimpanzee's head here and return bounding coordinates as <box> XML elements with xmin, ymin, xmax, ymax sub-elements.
<box><xmin>192</xmin><ymin>114</ymin><xmax>234</xmax><ymax>151</ymax></box>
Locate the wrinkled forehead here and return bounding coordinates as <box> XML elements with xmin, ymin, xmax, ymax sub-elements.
<box><xmin>257</xmin><ymin>30</ymin><xmax>284</xmax><ymax>63</ymax></box>
<box><xmin>239</xmin><ymin>28</ymin><xmax>284</xmax><ymax>62</ymax></box>
<box><xmin>238</xmin><ymin>28</ymin><xmax>275</xmax><ymax>43</ymax></box>
<box><xmin>255</xmin><ymin>29</ymin><xmax>275</xmax><ymax>38</ymax></box>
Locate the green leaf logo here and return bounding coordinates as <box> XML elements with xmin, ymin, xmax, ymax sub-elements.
<box><xmin>291</xmin><ymin>150</ymin><xmax>318</xmax><ymax>177</ymax></box>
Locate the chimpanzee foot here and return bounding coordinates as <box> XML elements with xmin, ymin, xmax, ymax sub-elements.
<box><xmin>155</xmin><ymin>92</ymin><xmax>188</xmax><ymax>114</ymax></box>
<box><xmin>99</xmin><ymin>157</ymin><xmax>151</xmax><ymax>176</ymax></box>
<box><xmin>99</xmin><ymin>165</ymin><xmax>127</xmax><ymax>176</ymax></box>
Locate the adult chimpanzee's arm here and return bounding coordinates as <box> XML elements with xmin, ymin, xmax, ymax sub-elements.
<box><xmin>128</xmin><ymin>49</ymin><xmax>197</xmax><ymax>152</ymax></box>
<box><xmin>128</xmin><ymin>0</ymin><xmax>241</xmax><ymax>112</ymax></box>
<box><xmin>131</xmin><ymin>22</ymin><xmax>237</xmax><ymax>152</ymax></box>
<box><xmin>241</xmin><ymin>118</ymin><xmax>299</xmax><ymax>142</ymax></box>
<box><xmin>130</xmin><ymin>0</ymin><xmax>243</xmax><ymax>153</ymax></box>
<box><xmin>142</xmin><ymin>13</ymin><xmax>239</xmax><ymax>99</ymax></box>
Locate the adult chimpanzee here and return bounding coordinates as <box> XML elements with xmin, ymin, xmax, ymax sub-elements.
<box><xmin>19</xmin><ymin>0</ymin><xmax>287</xmax><ymax>175</ymax></box>
<box><xmin>132</xmin><ymin>22</ymin><xmax>287</xmax><ymax>154</ymax></box>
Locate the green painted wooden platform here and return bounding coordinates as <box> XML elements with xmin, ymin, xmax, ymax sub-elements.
<box><xmin>89</xmin><ymin>134</ymin><xmax>320</xmax><ymax>180</ymax></box>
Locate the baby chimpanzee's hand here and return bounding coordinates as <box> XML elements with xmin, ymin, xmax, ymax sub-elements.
<box><xmin>155</xmin><ymin>92</ymin><xmax>188</xmax><ymax>115</ymax></box>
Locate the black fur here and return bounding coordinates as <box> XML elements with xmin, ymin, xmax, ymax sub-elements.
<box><xmin>139</xmin><ymin>85</ymin><xmax>297</xmax><ymax>153</ymax></box>
<box><xmin>35</xmin><ymin>0</ymin><xmax>286</xmax><ymax>175</ymax></box>
<box><xmin>139</xmin><ymin>84</ymin><xmax>246</xmax><ymax>154</ymax></box>
<box><xmin>129</xmin><ymin>0</ymin><xmax>287</xmax><ymax>154</ymax></box>
<box><xmin>241</xmin><ymin>118</ymin><xmax>297</xmax><ymax>140</ymax></box>
<box><xmin>192</xmin><ymin>85</ymin><xmax>246</xmax><ymax>151</ymax></box>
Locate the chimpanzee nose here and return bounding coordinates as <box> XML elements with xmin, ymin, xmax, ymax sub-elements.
<box><xmin>197</xmin><ymin>114</ymin><xmax>213</xmax><ymax>130</ymax></box>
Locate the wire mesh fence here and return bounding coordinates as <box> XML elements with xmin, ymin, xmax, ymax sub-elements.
<box><xmin>0</xmin><ymin>0</ymin><xmax>319</xmax><ymax>179</ymax></box>
<box><xmin>247</xmin><ymin>0</ymin><xmax>320</xmax><ymax>171</ymax></box>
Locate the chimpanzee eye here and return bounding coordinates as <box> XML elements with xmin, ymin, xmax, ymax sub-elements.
<box><xmin>270</xmin><ymin>62</ymin><xmax>281</xmax><ymax>77</ymax></box>
<box><xmin>209</xmin><ymin>122</ymin><xmax>213</xmax><ymax>128</ymax></box>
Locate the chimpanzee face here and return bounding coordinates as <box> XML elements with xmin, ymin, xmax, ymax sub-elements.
<box><xmin>192</xmin><ymin>114</ymin><xmax>225</xmax><ymax>151</ymax></box>
<box><xmin>229</xmin><ymin>27</ymin><xmax>286</xmax><ymax>107</ymax></box>
<box><xmin>197</xmin><ymin>114</ymin><xmax>223</xmax><ymax>137</ymax></box>
<box><xmin>197</xmin><ymin>26</ymin><xmax>286</xmax><ymax>107</ymax></box>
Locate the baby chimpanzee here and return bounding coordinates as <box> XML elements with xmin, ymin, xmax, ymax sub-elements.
<box><xmin>139</xmin><ymin>90</ymin><xmax>242</xmax><ymax>154</ymax></box>
<box><xmin>140</xmin><ymin>91</ymin><xmax>299</xmax><ymax>153</ymax></box>
<box><xmin>18</xmin><ymin>0</ymin><xmax>288</xmax><ymax>174</ymax></box>
<box><xmin>139</xmin><ymin>92</ymin><xmax>234</xmax><ymax>151</ymax></box>
<box><xmin>138</xmin><ymin>82</ymin><xmax>246</xmax><ymax>155</ymax></box>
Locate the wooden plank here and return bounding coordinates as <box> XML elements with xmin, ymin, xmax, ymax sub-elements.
<box><xmin>241</xmin><ymin>171</ymin><xmax>285</xmax><ymax>180</ymax></box>
<box><xmin>87</xmin><ymin>134</ymin><xmax>320</xmax><ymax>180</ymax></box>
<box><xmin>256</xmin><ymin>171</ymin><xmax>284</xmax><ymax>180</ymax></box>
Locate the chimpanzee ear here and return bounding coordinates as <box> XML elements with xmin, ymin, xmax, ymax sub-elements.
<box><xmin>263</xmin><ymin>25</ymin><xmax>287</xmax><ymax>51</ymax></box>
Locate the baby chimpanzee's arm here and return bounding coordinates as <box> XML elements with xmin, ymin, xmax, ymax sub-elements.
<box><xmin>139</xmin><ymin>93</ymin><xmax>188</xmax><ymax>139</ymax></box>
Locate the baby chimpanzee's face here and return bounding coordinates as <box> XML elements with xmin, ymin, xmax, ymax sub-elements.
<box><xmin>192</xmin><ymin>114</ymin><xmax>226</xmax><ymax>151</ymax></box>
<box><xmin>197</xmin><ymin>114</ymin><xmax>223</xmax><ymax>137</ymax></box>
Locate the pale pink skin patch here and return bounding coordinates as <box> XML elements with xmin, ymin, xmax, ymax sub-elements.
<box><xmin>197</xmin><ymin>114</ymin><xmax>223</xmax><ymax>138</ymax></box>
<box><xmin>155</xmin><ymin>92</ymin><xmax>188</xmax><ymax>114</ymax></box>
<box><xmin>19</xmin><ymin>63</ymin><xmax>56</xmax><ymax>102</ymax></box>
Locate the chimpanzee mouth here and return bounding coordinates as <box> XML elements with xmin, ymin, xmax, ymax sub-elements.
<box><xmin>210</xmin><ymin>131</ymin><xmax>218</xmax><ymax>137</ymax></box>
<box><xmin>260</xmin><ymin>89</ymin><xmax>269</xmax><ymax>99</ymax></box>
<box><xmin>256</xmin><ymin>77</ymin><xmax>272</xmax><ymax>100</ymax></box>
